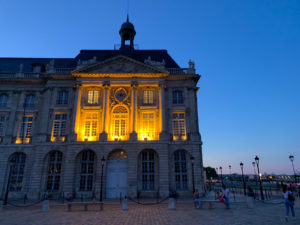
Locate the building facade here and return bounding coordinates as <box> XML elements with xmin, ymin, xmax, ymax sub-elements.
<box><xmin>0</xmin><ymin>19</ymin><xmax>203</xmax><ymax>200</ymax></box>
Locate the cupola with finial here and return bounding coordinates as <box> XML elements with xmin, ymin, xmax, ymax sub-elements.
<box><xmin>119</xmin><ymin>15</ymin><xmax>136</xmax><ymax>51</ymax></box>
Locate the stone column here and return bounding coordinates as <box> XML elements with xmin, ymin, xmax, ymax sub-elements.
<box><xmin>127</xmin><ymin>149</ymin><xmax>137</xmax><ymax>198</ymax></box>
<box><xmin>3</xmin><ymin>91</ymin><xmax>21</xmax><ymax>144</ymax></box>
<box><xmin>70</xmin><ymin>85</ymin><xmax>81</xmax><ymax>142</ymax></box>
<box><xmin>35</xmin><ymin>88</ymin><xmax>51</xmax><ymax>143</ymax></box>
<box><xmin>99</xmin><ymin>82</ymin><xmax>110</xmax><ymax>141</ymax></box>
<box><xmin>158</xmin><ymin>145</ymin><xmax>169</xmax><ymax>198</ymax></box>
<box><xmin>129</xmin><ymin>81</ymin><xmax>137</xmax><ymax>141</ymax></box>
<box><xmin>159</xmin><ymin>84</ymin><xmax>168</xmax><ymax>141</ymax></box>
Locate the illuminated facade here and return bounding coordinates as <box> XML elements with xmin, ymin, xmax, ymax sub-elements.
<box><xmin>0</xmin><ymin>18</ymin><xmax>203</xmax><ymax>200</ymax></box>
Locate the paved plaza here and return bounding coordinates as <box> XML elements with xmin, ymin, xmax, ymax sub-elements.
<box><xmin>0</xmin><ymin>199</ymin><xmax>299</xmax><ymax>225</ymax></box>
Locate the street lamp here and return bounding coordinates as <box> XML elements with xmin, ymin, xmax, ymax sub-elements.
<box><xmin>289</xmin><ymin>155</ymin><xmax>296</xmax><ymax>183</ymax></box>
<box><xmin>190</xmin><ymin>156</ymin><xmax>195</xmax><ymax>193</ymax></box>
<box><xmin>219</xmin><ymin>166</ymin><xmax>223</xmax><ymax>184</ymax></box>
<box><xmin>255</xmin><ymin>156</ymin><xmax>264</xmax><ymax>200</ymax></box>
<box><xmin>240</xmin><ymin>162</ymin><xmax>246</xmax><ymax>196</ymax></box>
<box><xmin>100</xmin><ymin>156</ymin><xmax>105</xmax><ymax>202</ymax></box>
<box><xmin>252</xmin><ymin>162</ymin><xmax>258</xmax><ymax>185</ymax></box>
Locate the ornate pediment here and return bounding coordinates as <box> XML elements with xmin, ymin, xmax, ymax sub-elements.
<box><xmin>72</xmin><ymin>55</ymin><xmax>169</xmax><ymax>78</ymax></box>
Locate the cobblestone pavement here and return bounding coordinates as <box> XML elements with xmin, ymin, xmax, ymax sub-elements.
<box><xmin>0</xmin><ymin>200</ymin><xmax>299</xmax><ymax>225</ymax></box>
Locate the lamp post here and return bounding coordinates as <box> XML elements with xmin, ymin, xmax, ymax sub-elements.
<box><xmin>100</xmin><ymin>156</ymin><xmax>105</xmax><ymax>202</ymax></box>
<box><xmin>229</xmin><ymin>165</ymin><xmax>233</xmax><ymax>185</ymax></box>
<box><xmin>289</xmin><ymin>155</ymin><xmax>296</xmax><ymax>183</ymax></box>
<box><xmin>190</xmin><ymin>156</ymin><xmax>195</xmax><ymax>193</ymax></box>
<box><xmin>219</xmin><ymin>166</ymin><xmax>223</xmax><ymax>184</ymax></box>
<box><xmin>240</xmin><ymin>162</ymin><xmax>246</xmax><ymax>196</ymax></box>
<box><xmin>252</xmin><ymin>161</ymin><xmax>258</xmax><ymax>186</ymax></box>
<box><xmin>255</xmin><ymin>156</ymin><xmax>264</xmax><ymax>200</ymax></box>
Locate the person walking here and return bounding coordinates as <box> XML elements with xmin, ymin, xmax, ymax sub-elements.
<box><xmin>222</xmin><ymin>184</ymin><xmax>230</xmax><ymax>209</ymax></box>
<box><xmin>193</xmin><ymin>189</ymin><xmax>202</xmax><ymax>209</ymax></box>
<box><xmin>283</xmin><ymin>185</ymin><xmax>296</xmax><ymax>221</ymax></box>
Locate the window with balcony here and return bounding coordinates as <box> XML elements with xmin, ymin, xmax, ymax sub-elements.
<box><xmin>84</xmin><ymin>113</ymin><xmax>98</xmax><ymax>139</ymax></box>
<box><xmin>47</xmin><ymin>151</ymin><xmax>63</xmax><ymax>191</ymax></box>
<box><xmin>142</xmin><ymin>113</ymin><xmax>155</xmax><ymax>140</ymax></box>
<box><xmin>0</xmin><ymin>94</ymin><xmax>8</xmax><ymax>107</ymax></box>
<box><xmin>87</xmin><ymin>90</ymin><xmax>99</xmax><ymax>104</ymax></box>
<box><xmin>17</xmin><ymin>116</ymin><xmax>33</xmax><ymax>143</ymax></box>
<box><xmin>111</xmin><ymin>106</ymin><xmax>128</xmax><ymax>140</ymax></box>
<box><xmin>52</xmin><ymin>114</ymin><xmax>67</xmax><ymax>141</ymax></box>
<box><xmin>172</xmin><ymin>90</ymin><xmax>183</xmax><ymax>104</ymax></box>
<box><xmin>56</xmin><ymin>90</ymin><xmax>69</xmax><ymax>105</ymax></box>
<box><xmin>172</xmin><ymin>113</ymin><xmax>186</xmax><ymax>140</ymax></box>
<box><xmin>143</xmin><ymin>90</ymin><xmax>154</xmax><ymax>104</ymax></box>
<box><xmin>24</xmin><ymin>95</ymin><xmax>35</xmax><ymax>108</ymax></box>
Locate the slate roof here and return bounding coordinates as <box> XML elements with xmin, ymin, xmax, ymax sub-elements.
<box><xmin>0</xmin><ymin>49</ymin><xmax>180</xmax><ymax>73</ymax></box>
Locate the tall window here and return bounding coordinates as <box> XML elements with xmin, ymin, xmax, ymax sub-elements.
<box><xmin>172</xmin><ymin>90</ymin><xmax>183</xmax><ymax>104</ymax></box>
<box><xmin>143</xmin><ymin>90</ymin><xmax>154</xmax><ymax>104</ymax></box>
<box><xmin>142</xmin><ymin>113</ymin><xmax>155</xmax><ymax>140</ymax></box>
<box><xmin>174</xmin><ymin>151</ymin><xmax>188</xmax><ymax>190</ymax></box>
<box><xmin>84</xmin><ymin>113</ymin><xmax>98</xmax><ymax>138</ymax></box>
<box><xmin>173</xmin><ymin>113</ymin><xmax>186</xmax><ymax>140</ymax></box>
<box><xmin>19</xmin><ymin>116</ymin><xmax>33</xmax><ymax>140</ymax></box>
<box><xmin>87</xmin><ymin>90</ymin><xmax>99</xmax><ymax>104</ymax></box>
<box><xmin>0</xmin><ymin>113</ymin><xmax>6</xmax><ymax>138</ymax></box>
<box><xmin>0</xmin><ymin>94</ymin><xmax>8</xmax><ymax>107</ymax></box>
<box><xmin>47</xmin><ymin>151</ymin><xmax>63</xmax><ymax>191</ymax></box>
<box><xmin>9</xmin><ymin>153</ymin><xmax>26</xmax><ymax>191</ymax></box>
<box><xmin>141</xmin><ymin>150</ymin><xmax>155</xmax><ymax>190</ymax></box>
<box><xmin>79</xmin><ymin>151</ymin><xmax>95</xmax><ymax>191</ymax></box>
<box><xmin>52</xmin><ymin>114</ymin><xmax>67</xmax><ymax>137</ymax></box>
<box><xmin>112</xmin><ymin>106</ymin><xmax>128</xmax><ymax>139</ymax></box>
<box><xmin>56</xmin><ymin>90</ymin><xmax>68</xmax><ymax>105</ymax></box>
<box><xmin>24</xmin><ymin>95</ymin><xmax>35</xmax><ymax>108</ymax></box>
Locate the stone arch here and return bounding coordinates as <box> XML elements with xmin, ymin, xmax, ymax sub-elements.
<box><xmin>107</xmin><ymin>149</ymin><xmax>128</xmax><ymax>160</ymax></box>
<box><xmin>137</xmin><ymin>149</ymin><xmax>159</xmax><ymax>196</ymax></box>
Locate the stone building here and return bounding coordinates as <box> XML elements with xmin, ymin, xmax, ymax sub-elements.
<box><xmin>0</xmin><ymin>18</ymin><xmax>203</xmax><ymax>201</ymax></box>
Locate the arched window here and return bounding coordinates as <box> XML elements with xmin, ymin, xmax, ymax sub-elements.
<box><xmin>46</xmin><ymin>151</ymin><xmax>63</xmax><ymax>191</ymax></box>
<box><xmin>174</xmin><ymin>150</ymin><xmax>188</xmax><ymax>190</ymax></box>
<box><xmin>141</xmin><ymin>150</ymin><xmax>155</xmax><ymax>190</ymax></box>
<box><xmin>79</xmin><ymin>151</ymin><xmax>95</xmax><ymax>191</ymax></box>
<box><xmin>0</xmin><ymin>94</ymin><xmax>8</xmax><ymax>107</ymax></box>
<box><xmin>9</xmin><ymin>153</ymin><xmax>26</xmax><ymax>191</ymax></box>
<box><xmin>111</xmin><ymin>106</ymin><xmax>128</xmax><ymax>140</ymax></box>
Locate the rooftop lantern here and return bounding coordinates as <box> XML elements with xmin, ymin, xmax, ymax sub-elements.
<box><xmin>119</xmin><ymin>15</ymin><xmax>136</xmax><ymax>51</ymax></box>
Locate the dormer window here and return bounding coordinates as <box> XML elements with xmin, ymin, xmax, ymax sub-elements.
<box><xmin>32</xmin><ymin>63</ymin><xmax>44</xmax><ymax>73</ymax></box>
<box><xmin>143</xmin><ymin>90</ymin><xmax>154</xmax><ymax>104</ymax></box>
<box><xmin>87</xmin><ymin>90</ymin><xmax>99</xmax><ymax>104</ymax></box>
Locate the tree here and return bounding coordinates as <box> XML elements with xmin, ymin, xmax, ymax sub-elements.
<box><xmin>204</xmin><ymin>167</ymin><xmax>217</xmax><ymax>180</ymax></box>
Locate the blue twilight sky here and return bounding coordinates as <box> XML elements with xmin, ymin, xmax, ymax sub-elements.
<box><xmin>0</xmin><ymin>0</ymin><xmax>299</xmax><ymax>174</ymax></box>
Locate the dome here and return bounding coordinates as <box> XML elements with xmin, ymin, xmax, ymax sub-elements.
<box><xmin>119</xmin><ymin>17</ymin><xmax>136</xmax><ymax>35</ymax></box>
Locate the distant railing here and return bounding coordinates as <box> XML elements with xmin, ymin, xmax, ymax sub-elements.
<box><xmin>0</xmin><ymin>72</ymin><xmax>40</xmax><ymax>79</ymax></box>
<box><xmin>167</xmin><ymin>68</ymin><xmax>195</xmax><ymax>75</ymax></box>
<box><xmin>54</xmin><ymin>68</ymin><xmax>73</xmax><ymax>74</ymax></box>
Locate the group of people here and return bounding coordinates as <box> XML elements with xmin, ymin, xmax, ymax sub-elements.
<box><xmin>193</xmin><ymin>183</ymin><xmax>297</xmax><ymax>221</ymax></box>
<box><xmin>193</xmin><ymin>184</ymin><xmax>230</xmax><ymax>209</ymax></box>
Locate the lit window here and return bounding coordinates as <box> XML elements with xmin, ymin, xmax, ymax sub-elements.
<box><xmin>9</xmin><ymin>153</ymin><xmax>26</xmax><ymax>192</ymax></box>
<box><xmin>174</xmin><ymin>151</ymin><xmax>188</xmax><ymax>190</ymax></box>
<box><xmin>18</xmin><ymin>116</ymin><xmax>33</xmax><ymax>142</ymax></box>
<box><xmin>112</xmin><ymin>106</ymin><xmax>128</xmax><ymax>140</ymax></box>
<box><xmin>142</xmin><ymin>113</ymin><xmax>155</xmax><ymax>140</ymax></box>
<box><xmin>172</xmin><ymin>90</ymin><xmax>183</xmax><ymax>104</ymax></box>
<box><xmin>88</xmin><ymin>90</ymin><xmax>99</xmax><ymax>104</ymax></box>
<box><xmin>143</xmin><ymin>90</ymin><xmax>154</xmax><ymax>104</ymax></box>
<box><xmin>56</xmin><ymin>91</ymin><xmax>68</xmax><ymax>105</ymax></box>
<box><xmin>52</xmin><ymin>114</ymin><xmax>67</xmax><ymax>138</ymax></box>
<box><xmin>173</xmin><ymin>113</ymin><xmax>186</xmax><ymax>140</ymax></box>
<box><xmin>141</xmin><ymin>150</ymin><xmax>155</xmax><ymax>190</ymax></box>
<box><xmin>24</xmin><ymin>95</ymin><xmax>35</xmax><ymax>108</ymax></box>
<box><xmin>0</xmin><ymin>94</ymin><xmax>8</xmax><ymax>107</ymax></box>
<box><xmin>79</xmin><ymin>151</ymin><xmax>95</xmax><ymax>191</ymax></box>
<box><xmin>0</xmin><ymin>113</ymin><xmax>6</xmax><ymax>137</ymax></box>
<box><xmin>47</xmin><ymin>151</ymin><xmax>62</xmax><ymax>191</ymax></box>
<box><xmin>84</xmin><ymin>113</ymin><xmax>98</xmax><ymax>137</ymax></box>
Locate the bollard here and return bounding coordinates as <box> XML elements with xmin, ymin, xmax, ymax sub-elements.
<box><xmin>42</xmin><ymin>200</ymin><xmax>49</xmax><ymax>212</ymax></box>
<box><xmin>0</xmin><ymin>200</ymin><xmax>3</xmax><ymax>211</ymax></box>
<box><xmin>246</xmin><ymin>196</ymin><xmax>254</xmax><ymax>208</ymax></box>
<box><xmin>168</xmin><ymin>198</ymin><xmax>176</xmax><ymax>210</ymax></box>
<box><xmin>122</xmin><ymin>197</ymin><xmax>128</xmax><ymax>211</ymax></box>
